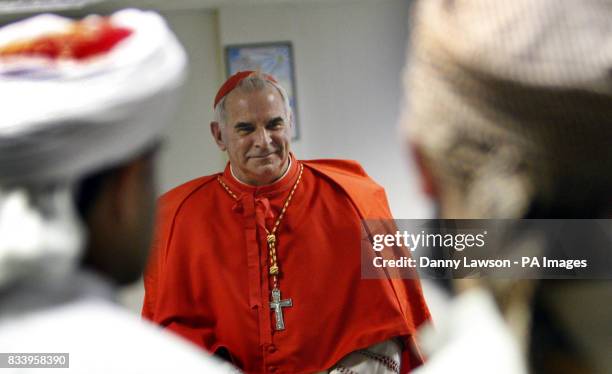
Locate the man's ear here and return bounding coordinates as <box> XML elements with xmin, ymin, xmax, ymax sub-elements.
<box><xmin>83</xmin><ymin>155</ymin><xmax>155</xmax><ymax>285</ymax></box>
<box><xmin>412</xmin><ymin>145</ymin><xmax>438</xmax><ymax>199</ymax></box>
<box><xmin>108</xmin><ymin>158</ymin><xmax>148</xmax><ymax>225</ymax></box>
<box><xmin>210</xmin><ymin>122</ymin><xmax>227</xmax><ymax>151</ymax></box>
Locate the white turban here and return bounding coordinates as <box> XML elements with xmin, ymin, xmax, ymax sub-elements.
<box><xmin>403</xmin><ymin>0</ymin><xmax>612</xmax><ymax>217</ymax></box>
<box><xmin>0</xmin><ymin>9</ymin><xmax>186</xmax><ymax>287</ymax></box>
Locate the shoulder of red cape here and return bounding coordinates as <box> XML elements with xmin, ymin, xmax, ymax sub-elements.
<box><xmin>158</xmin><ymin>159</ymin><xmax>393</xmax><ymax>222</ymax></box>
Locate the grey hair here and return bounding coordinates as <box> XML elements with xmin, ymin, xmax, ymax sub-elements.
<box><xmin>213</xmin><ymin>72</ymin><xmax>292</xmax><ymax>126</ymax></box>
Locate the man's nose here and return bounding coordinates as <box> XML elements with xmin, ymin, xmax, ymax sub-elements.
<box><xmin>253</xmin><ymin>127</ymin><xmax>272</xmax><ymax>148</ymax></box>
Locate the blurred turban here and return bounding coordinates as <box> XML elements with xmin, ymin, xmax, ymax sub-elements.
<box><xmin>0</xmin><ymin>9</ymin><xmax>186</xmax><ymax>287</ymax></box>
<box><xmin>403</xmin><ymin>0</ymin><xmax>612</xmax><ymax>217</ymax></box>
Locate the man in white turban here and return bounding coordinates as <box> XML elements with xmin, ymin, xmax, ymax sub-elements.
<box><xmin>402</xmin><ymin>0</ymin><xmax>612</xmax><ymax>373</ymax></box>
<box><xmin>0</xmin><ymin>9</ymin><xmax>234</xmax><ymax>373</ymax></box>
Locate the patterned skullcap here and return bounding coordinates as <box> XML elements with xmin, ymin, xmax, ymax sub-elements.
<box><xmin>403</xmin><ymin>0</ymin><xmax>612</xmax><ymax>217</ymax></box>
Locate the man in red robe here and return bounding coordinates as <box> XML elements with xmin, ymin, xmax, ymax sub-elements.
<box><xmin>142</xmin><ymin>70</ymin><xmax>430</xmax><ymax>373</ymax></box>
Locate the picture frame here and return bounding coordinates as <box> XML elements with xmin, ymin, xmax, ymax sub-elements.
<box><xmin>225</xmin><ymin>41</ymin><xmax>300</xmax><ymax>140</ymax></box>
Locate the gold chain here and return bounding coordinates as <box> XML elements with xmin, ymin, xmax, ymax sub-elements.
<box><xmin>217</xmin><ymin>163</ymin><xmax>304</xmax><ymax>289</ymax></box>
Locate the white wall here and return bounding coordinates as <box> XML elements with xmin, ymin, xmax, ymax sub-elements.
<box><xmin>218</xmin><ymin>0</ymin><xmax>432</xmax><ymax>218</ymax></box>
<box><xmin>122</xmin><ymin>0</ymin><xmax>434</xmax><ymax>311</ymax></box>
<box><xmin>157</xmin><ymin>9</ymin><xmax>226</xmax><ymax>194</ymax></box>
<box><xmin>152</xmin><ymin>0</ymin><xmax>433</xmax><ymax>215</ymax></box>
<box><xmin>119</xmin><ymin>9</ymin><xmax>226</xmax><ymax>312</ymax></box>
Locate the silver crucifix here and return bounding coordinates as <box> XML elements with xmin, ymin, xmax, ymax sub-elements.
<box><xmin>270</xmin><ymin>288</ymin><xmax>292</xmax><ymax>331</ymax></box>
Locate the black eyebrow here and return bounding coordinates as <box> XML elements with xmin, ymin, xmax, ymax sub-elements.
<box><xmin>234</xmin><ymin>122</ymin><xmax>254</xmax><ymax>130</ymax></box>
<box><xmin>267</xmin><ymin>117</ymin><xmax>284</xmax><ymax>126</ymax></box>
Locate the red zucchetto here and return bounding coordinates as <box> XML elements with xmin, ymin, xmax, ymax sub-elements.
<box><xmin>214</xmin><ymin>70</ymin><xmax>278</xmax><ymax>109</ymax></box>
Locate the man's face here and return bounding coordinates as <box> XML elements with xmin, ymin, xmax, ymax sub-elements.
<box><xmin>213</xmin><ymin>85</ymin><xmax>291</xmax><ymax>186</ymax></box>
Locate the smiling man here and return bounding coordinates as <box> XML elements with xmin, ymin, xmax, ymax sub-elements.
<box><xmin>211</xmin><ymin>72</ymin><xmax>291</xmax><ymax>186</ymax></box>
<box><xmin>142</xmin><ymin>71</ymin><xmax>430</xmax><ymax>374</ymax></box>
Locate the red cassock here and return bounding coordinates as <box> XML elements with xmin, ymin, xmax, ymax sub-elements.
<box><xmin>143</xmin><ymin>155</ymin><xmax>431</xmax><ymax>373</ymax></box>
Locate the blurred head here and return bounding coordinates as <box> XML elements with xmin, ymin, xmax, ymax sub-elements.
<box><xmin>211</xmin><ymin>72</ymin><xmax>292</xmax><ymax>186</ymax></box>
<box><xmin>402</xmin><ymin>0</ymin><xmax>612</xmax><ymax>219</ymax></box>
<box><xmin>402</xmin><ymin>1</ymin><xmax>612</xmax><ymax>372</ymax></box>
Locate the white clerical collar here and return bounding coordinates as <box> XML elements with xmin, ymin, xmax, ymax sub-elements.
<box><xmin>230</xmin><ymin>157</ymin><xmax>292</xmax><ymax>187</ymax></box>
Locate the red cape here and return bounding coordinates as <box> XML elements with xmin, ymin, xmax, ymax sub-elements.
<box><xmin>143</xmin><ymin>157</ymin><xmax>430</xmax><ymax>373</ymax></box>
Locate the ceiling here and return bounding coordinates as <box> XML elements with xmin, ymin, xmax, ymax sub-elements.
<box><xmin>0</xmin><ymin>0</ymin><xmax>362</xmax><ymax>13</ymax></box>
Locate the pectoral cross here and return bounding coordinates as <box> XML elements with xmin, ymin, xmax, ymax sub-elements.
<box><xmin>270</xmin><ymin>288</ymin><xmax>292</xmax><ymax>331</ymax></box>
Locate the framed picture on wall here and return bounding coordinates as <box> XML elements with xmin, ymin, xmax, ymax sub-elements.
<box><xmin>225</xmin><ymin>41</ymin><xmax>300</xmax><ymax>140</ymax></box>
